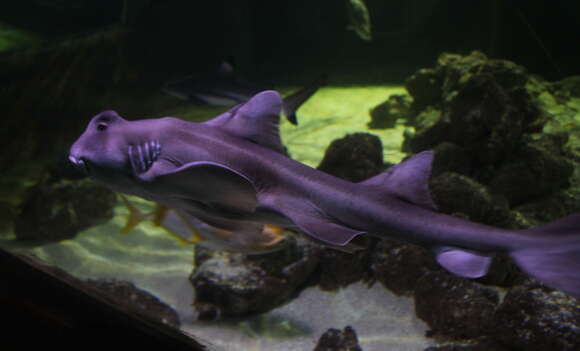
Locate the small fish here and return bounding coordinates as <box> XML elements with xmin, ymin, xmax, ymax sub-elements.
<box><xmin>162</xmin><ymin>61</ymin><xmax>326</xmax><ymax>125</ymax></box>
<box><xmin>119</xmin><ymin>195</ymin><xmax>286</xmax><ymax>253</ymax></box>
<box><xmin>69</xmin><ymin>91</ymin><xmax>580</xmax><ymax>299</ymax></box>
<box><xmin>346</xmin><ymin>0</ymin><xmax>372</xmax><ymax>41</ymax></box>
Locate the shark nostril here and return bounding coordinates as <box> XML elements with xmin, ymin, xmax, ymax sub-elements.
<box><xmin>69</xmin><ymin>155</ymin><xmax>90</xmax><ymax>174</ymax></box>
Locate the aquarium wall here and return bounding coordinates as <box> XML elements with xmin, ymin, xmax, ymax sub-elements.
<box><xmin>1</xmin><ymin>1</ymin><xmax>580</xmax><ymax>351</ymax></box>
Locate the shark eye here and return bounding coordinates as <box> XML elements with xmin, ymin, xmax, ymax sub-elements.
<box><xmin>97</xmin><ymin>124</ymin><xmax>108</xmax><ymax>131</ymax></box>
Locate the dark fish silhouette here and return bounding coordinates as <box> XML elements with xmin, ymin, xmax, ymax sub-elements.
<box><xmin>69</xmin><ymin>90</ymin><xmax>580</xmax><ymax>299</ymax></box>
<box><xmin>162</xmin><ymin>62</ymin><xmax>325</xmax><ymax>125</ymax></box>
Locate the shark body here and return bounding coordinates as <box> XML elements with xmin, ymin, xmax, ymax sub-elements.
<box><xmin>69</xmin><ymin>90</ymin><xmax>580</xmax><ymax>299</ymax></box>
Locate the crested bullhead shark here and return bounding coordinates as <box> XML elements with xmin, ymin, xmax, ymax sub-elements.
<box><xmin>69</xmin><ymin>90</ymin><xmax>580</xmax><ymax>299</ymax></box>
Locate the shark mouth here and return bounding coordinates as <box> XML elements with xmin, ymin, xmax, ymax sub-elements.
<box><xmin>128</xmin><ymin>140</ymin><xmax>161</xmax><ymax>174</ymax></box>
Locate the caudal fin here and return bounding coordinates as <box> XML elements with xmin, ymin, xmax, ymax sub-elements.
<box><xmin>510</xmin><ymin>213</ymin><xmax>580</xmax><ymax>299</ymax></box>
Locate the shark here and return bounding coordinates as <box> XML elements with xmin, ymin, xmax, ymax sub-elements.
<box><xmin>162</xmin><ymin>61</ymin><xmax>326</xmax><ymax>125</ymax></box>
<box><xmin>69</xmin><ymin>90</ymin><xmax>580</xmax><ymax>299</ymax></box>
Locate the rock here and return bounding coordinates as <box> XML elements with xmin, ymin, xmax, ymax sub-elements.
<box><xmin>515</xmin><ymin>188</ymin><xmax>580</xmax><ymax>225</ymax></box>
<box><xmin>316</xmin><ymin>236</ymin><xmax>373</xmax><ymax>291</ymax></box>
<box><xmin>489</xmin><ymin>136</ymin><xmax>573</xmax><ymax>206</ymax></box>
<box><xmin>87</xmin><ymin>279</ymin><xmax>180</xmax><ymax>327</ymax></box>
<box><xmin>403</xmin><ymin>51</ymin><xmax>549</xmax><ymax>166</ymax></box>
<box><xmin>317</xmin><ymin>133</ymin><xmax>385</xmax><ymax>182</ymax></box>
<box><xmin>368</xmin><ymin>94</ymin><xmax>412</xmax><ymax>129</ymax></box>
<box><xmin>409</xmin><ymin>75</ymin><xmax>545</xmax><ymax>162</ymax></box>
<box><xmin>447</xmin><ymin>77</ymin><xmax>543</xmax><ymax>164</ymax></box>
<box><xmin>405</xmin><ymin>51</ymin><xmax>529</xmax><ymax>114</ymax></box>
<box><xmin>424</xmin><ymin>338</ymin><xmax>510</xmax><ymax>351</ymax></box>
<box><xmin>400</xmin><ymin>51</ymin><xmax>574</xmax><ymax>222</ymax></box>
<box><xmin>436</xmin><ymin>51</ymin><xmax>529</xmax><ymax>97</ymax></box>
<box><xmin>189</xmin><ymin>234</ymin><xmax>322</xmax><ymax>320</ymax></box>
<box><xmin>430</xmin><ymin>142</ymin><xmax>471</xmax><ymax>177</ymax></box>
<box><xmin>312</xmin><ymin>326</ymin><xmax>363</xmax><ymax>351</ymax></box>
<box><xmin>14</xmin><ymin>177</ymin><xmax>116</xmax><ymax>241</ymax></box>
<box><xmin>429</xmin><ymin>172</ymin><xmax>515</xmax><ymax>228</ymax></box>
<box><xmin>405</xmin><ymin>68</ymin><xmax>443</xmax><ymax>111</ymax></box>
<box><xmin>552</xmin><ymin>75</ymin><xmax>580</xmax><ymax>99</ymax></box>
<box><xmin>370</xmin><ymin>240</ymin><xmax>440</xmax><ymax>296</ymax></box>
<box><xmin>414</xmin><ymin>271</ymin><xmax>499</xmax><ymax>340</ymax></box>
<box><xmin>491</xmin><ymin>284</ymin><xmax>580</xmax><ymax>351</ymax></box>
<box><xmin>404</xmin><ymin>106</ymin><xmax>446</xmax><ymax>153</ymax></box>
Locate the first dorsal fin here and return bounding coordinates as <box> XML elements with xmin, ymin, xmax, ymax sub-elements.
<box><xmin>204</xmin><ymin>90</ymin><xmax>285</xmax><ymax>153</ymax></box>
<box><xmin>361</xmin><ymin>151</ymin><xmax>437</xmax><ymax>210</ymax></box>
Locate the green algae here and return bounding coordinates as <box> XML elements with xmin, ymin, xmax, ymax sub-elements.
<box><xmin>280</xmin><ymin>86</ymin><xmax>407</xmax><ymax>166</ymax></box>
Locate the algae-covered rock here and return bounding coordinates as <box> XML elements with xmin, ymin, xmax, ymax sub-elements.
<box><xmin>435</xmin><ymin>51</ymin><xmax>529</xmax><ymax>98</ymax></box>
<box><xmin>312</xmin><ymin>326</ymin><xmax>363</xmax><ymax>351</ymax></box>
<box><xmin>317</xmin><ymin>133</ymin><xmax>385</xmax><ymax>182</ymax></box>
<box><xmin>370</xmin><ymin>239</ymin><xmax>440</xmax><ymax>296</ymax></box>
<box><xmin>14</xmin><ymin>177</ymin><xmax>116</xmax><ymax>241</ymax></box>
<box><xmin>385</xmin><ymin>51</ymin><xmax>551</xmax><ymax>166</ymax></box>
<box><xmin>515</xmin><ymin>188</ymin><xmax>580</xmax><ymax>225</ymax></box>
<box><xmin>406</xmin><ymin>68</ymin><xmax>443</xmax><ymax>110</ymax></box>
<box><xmin>491</xmin><ymin>284</ymin><xmax>580</xmax><ymax>351</ymax></box>
<box><xmin>410</xmin><ymin>74</ymin><xmax>544</xmax><ymax>163</ymax></box>
<box><xmin>189</xmin><ymin>235</ymin><xmax>321</xmax><ymax>320</ymax></box>
<box><xmin>489</xmin><ymin>141</ymin><xmax>573</xmax><ymax>206</ymax></box>
<box><xmin>424</xmin><ymin>338</ymin><xmax>510</xmax><ymax>351</ymax></box>
<box><xmin>552</xmin><ymin>75</ymin><xmax>580</xmax><ymax>99</ymax></box>
<box><xmin>430</xmin><ymin>142</ymin><xmax>471</xmax><ymax>176</ymax></box>
<box><xmin>368</xmin><ymin>94</ymin><xmax>412</xmax><ymax>129</ymax></box>
<box><xmin>430</xmin><ymin>172</ymin><xmax>512</xmax><ymax>227</ymax></box>
<box><xmin>404</xmin><ymin>51</ymin><xmax>529</xmax><ymax>114</ymax></box>
<box><xmin>385</xmin><ymin>51</ymin><xmax>575</xmax><ymax>218</ymax></box>
<box><xmin>405</xmin><ymin>106</ymin><xmax>447</xmax><ymax>152</ymax></box>
<box><xmin>414</xmin><ymin>271</ymin><xmax>499</xmax><ymax>340</ymax></box>
<box><xmin>316</xmin><ymin>237</ymin><xmax>373</xmax><ymax>291</ymax></box>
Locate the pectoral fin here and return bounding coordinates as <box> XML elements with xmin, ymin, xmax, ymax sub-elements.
<box><xmin>263</xmin><ymin>197</ymin><xmax>365</xmax><ymax>246</ymax></box>
<box><xmin>433</xmin><ymin>246</ymin><xmax>492</xmax><ymax>278</ymax></box>
<box><xmin>152</xmin><ymin>161</ymin><xmax>258</xmax><ymax>213</ymax></box>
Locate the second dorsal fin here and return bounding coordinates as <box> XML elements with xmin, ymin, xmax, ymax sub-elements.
<box><xmin>361</xmin><ymin>151</ymin><xmax>437</xmax><ymax>210</ymax></box>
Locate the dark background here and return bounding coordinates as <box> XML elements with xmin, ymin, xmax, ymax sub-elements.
<box><xmin>0</xmin><ymin>0</ymin><xmax>578</xmax><ymax>83</ymax></box>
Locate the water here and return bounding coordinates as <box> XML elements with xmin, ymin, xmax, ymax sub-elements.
<box><xmin>1</xmin><ymin>1</ymin><xmax>580</xmax><ymax>350</ymax></box>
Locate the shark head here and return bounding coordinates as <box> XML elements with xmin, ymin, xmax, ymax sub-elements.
<box><xmin>69</xmin><ymin>110</ymin><xmax>160</xmax><ymax>191</ymax></box>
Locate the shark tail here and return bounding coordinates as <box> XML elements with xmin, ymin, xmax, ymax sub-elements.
<box><xmin>510</xmin><ymin>212</ymin><xmax>580</xmax><ymax>299</ymax></box>
<box><xmin>281</xmin><ymin>74</ymin><xmax>327</xmax><ymax>125</ymax></box>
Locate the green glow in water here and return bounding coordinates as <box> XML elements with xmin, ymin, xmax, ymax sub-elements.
<box><xmin>0</xmin><ymin>22</ymin><xmax>40</xmax><ymax>52</ymax></box>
